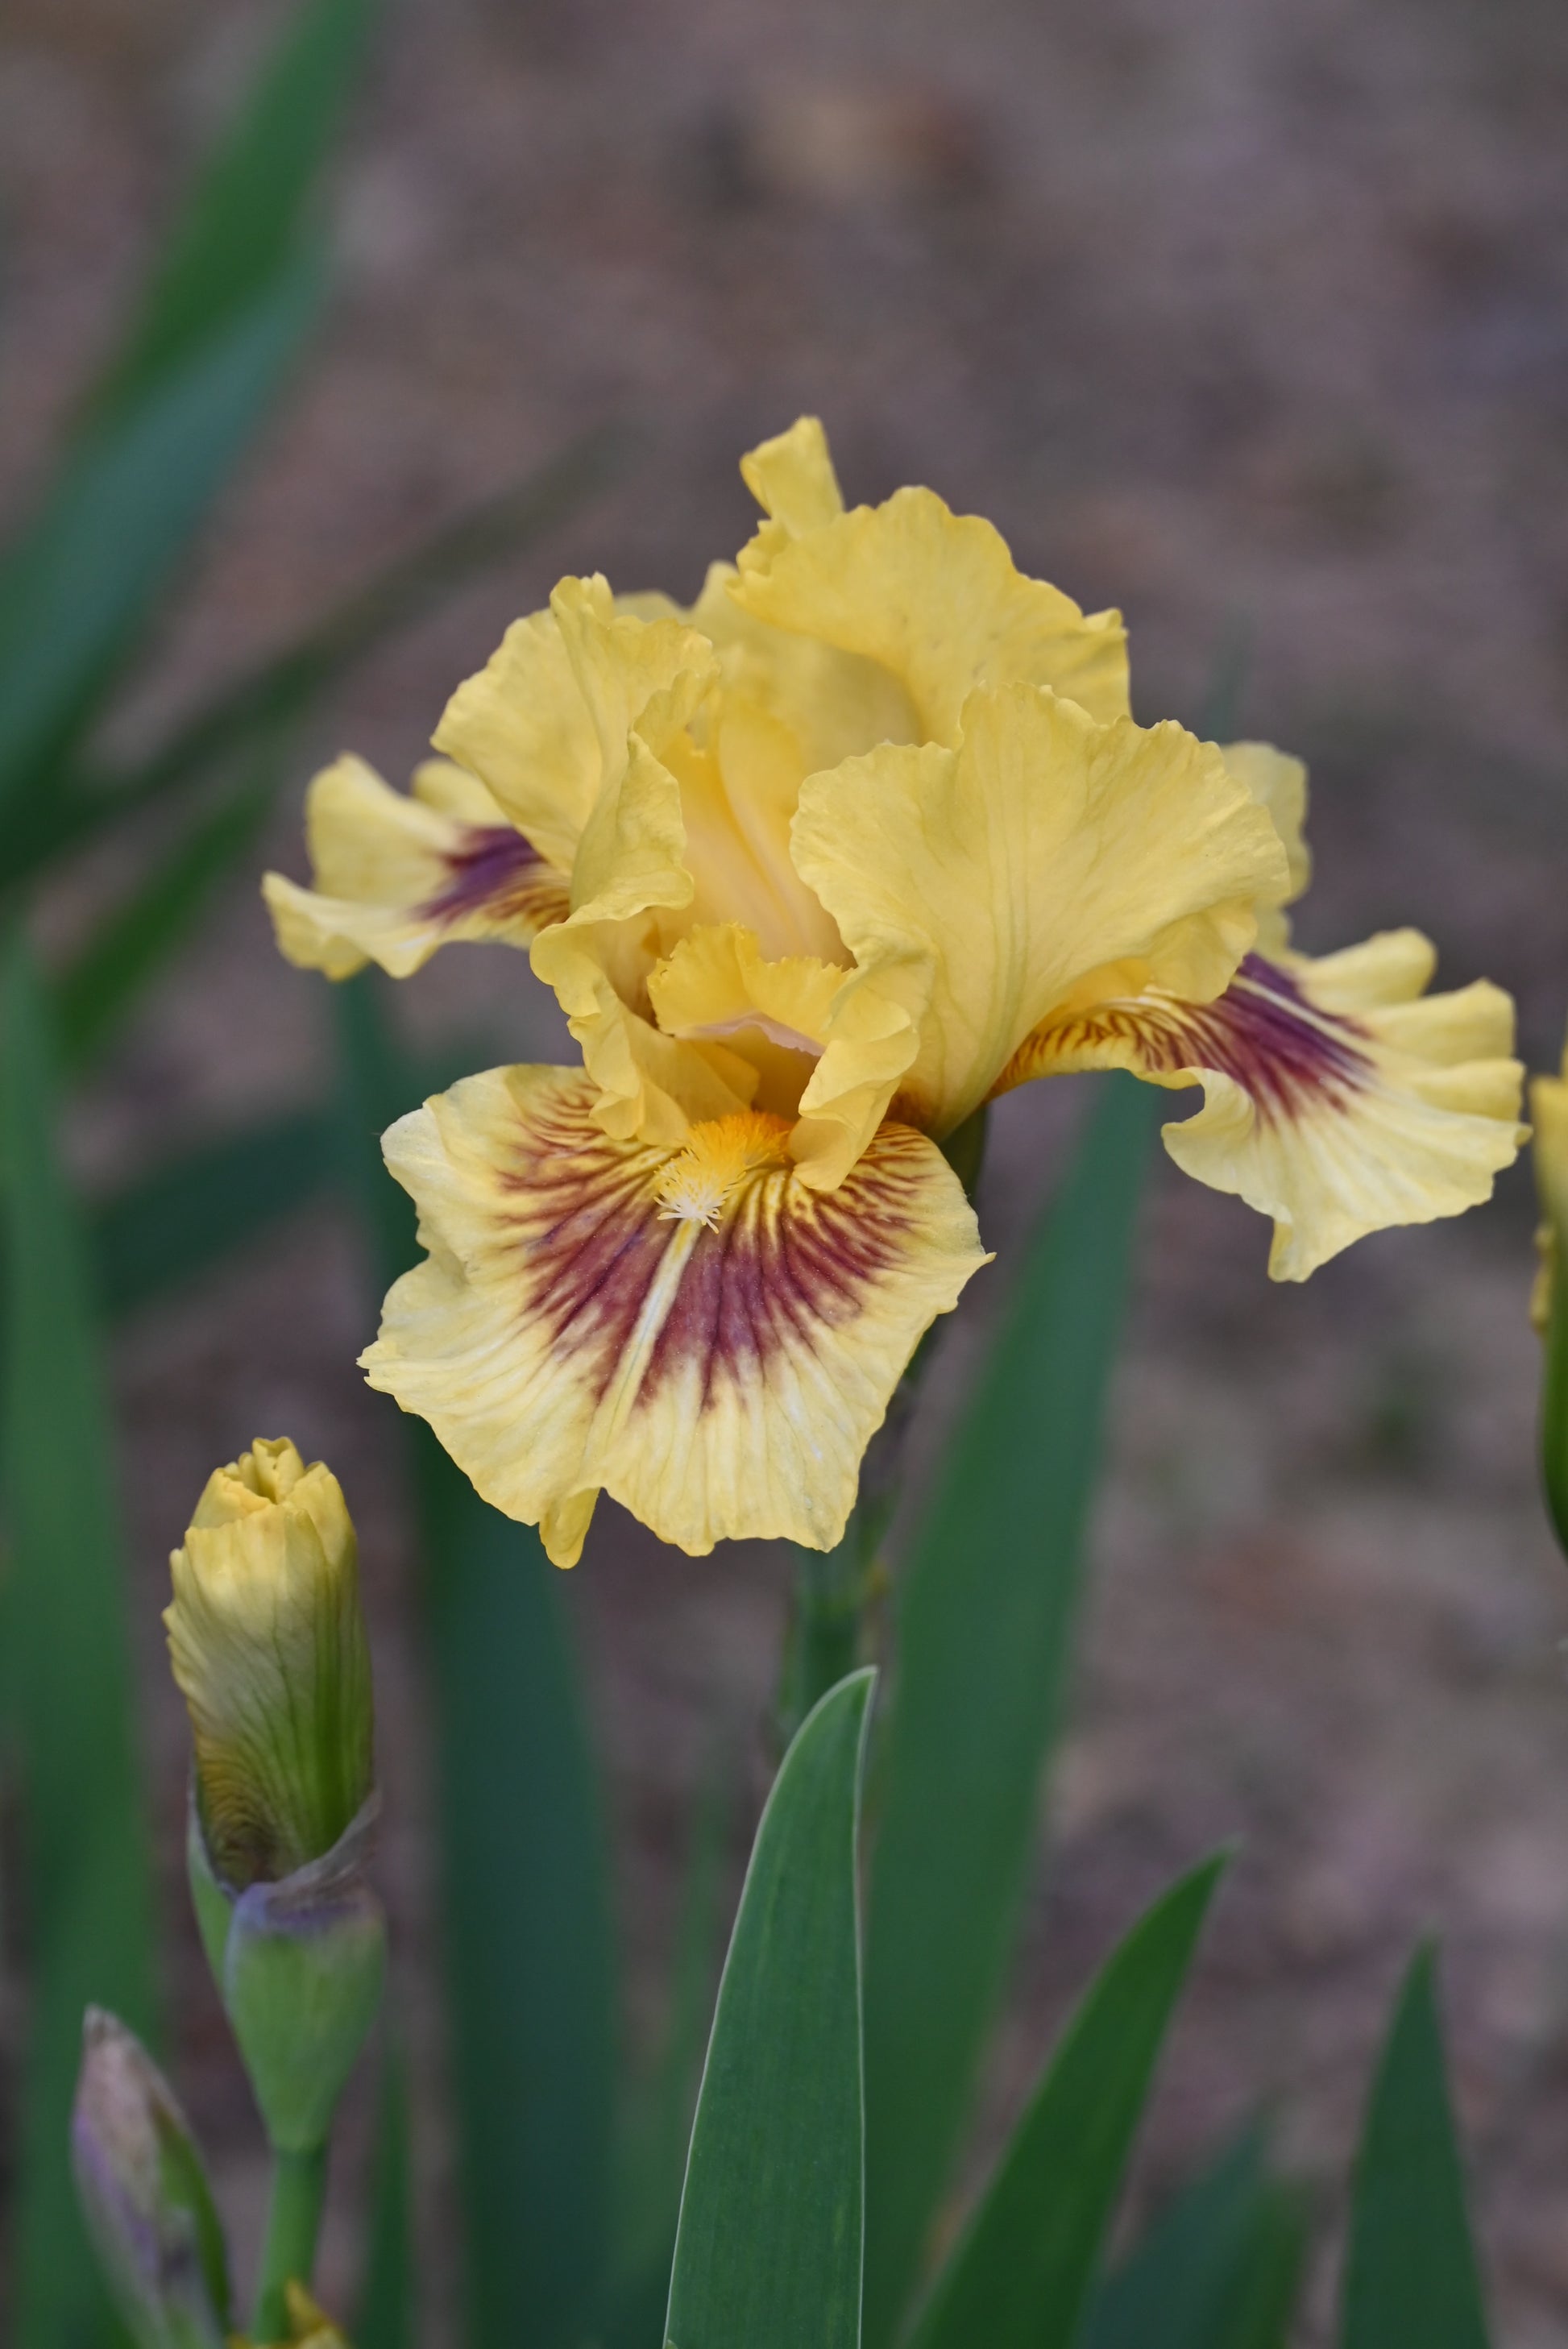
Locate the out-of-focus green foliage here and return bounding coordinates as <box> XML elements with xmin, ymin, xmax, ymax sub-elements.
<box><xmin>0</xmin><ymin>938</ymin><xmax>157</xmax><ymax>2349</ymax></box>
<box><xmin>908</xmin><ymin>1857</ymin><xmax>1226</xmax><ymax>2349</ymax></box>
<box><xmin>356</xmin><ymin>2043</ymin><xmax>416</xmax><ymax>2349</ymax></box>
<box><xmin>1081</xmin><ymin>2126</ymin><xmax>1307</xmax><ymax>2349</ymax></box>
<box><xmin>665</xmin><ymin>1672</ymin><xmax>873</xmax><ymax>2349</ymax></box>
<box><xmin>333</xmin><ymin>972</ymin><xmax>617</xmax><ymax>2349</ymax></box>
<box><xmin>1341</xmin><ymin>1947</ymin><xmax>1492</xmax><ymax>2349</ymax></box>
<box><xmin>862</xmin><ymin>1073</ymin><xmax>1159</xmax><ymax>2347</ymax></box>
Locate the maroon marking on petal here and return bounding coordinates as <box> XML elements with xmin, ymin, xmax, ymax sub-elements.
<box><xmin>1038</xmin><ymin>953</ymin><xmax>1372</xmax><ymax>1124</ymax></box>
<box><xmin>490</xmin><ymin>1082</ymin><xmax>928</xmax><ymax>1413</ymax></box>
<box><xmin>419</xmin><ymin>824</ymin><xmax>568</xmax><ymax>932</ymax></box>
<box><xmin>641</xmin><ymin>1136</ymin><xmax>923</xmax><ymax>1407</ymax></box>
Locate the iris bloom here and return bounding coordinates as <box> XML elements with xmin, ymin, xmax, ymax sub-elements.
<box><xmin>265</xmin><ymin>419</ymin><xmax>1524</xmax><ymax>1566</ymax></box>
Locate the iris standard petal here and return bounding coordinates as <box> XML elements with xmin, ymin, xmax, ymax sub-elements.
<box><xmin>360</xmin><ymin>1067</ymin><xmax>989</xmax><ymax>1563</ymax></box>
<box><xmin>738</xmin><ymin>414</ymin><xmax>846</xmax><ymax>537</ymax></box>
<box><xmin>263</xmin><ymin>755</ymin><xmax>569</xmax><ymax>979</ymax></box>
<box><xmin>788</xmin><ymin>684</ymin><xmax>1288</xmax><ymax>1181</ymax></box>
<box><xmin>732</xmin><ymin>455</ymin><xmax>1130</xmax><ymax>737</ymax></box>
<box><xmin>1001</xmin><ymin>933</ymin><xmax>1525</xmax><ymax>1280</ymax></box>
<box><xmin>1220</xmin><ymin>740</ymin><xmax>1310</xmax><ymax>955</ymax></box>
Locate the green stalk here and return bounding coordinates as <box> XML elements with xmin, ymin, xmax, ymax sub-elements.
<box><xmin>776</xmin><ymin>1107</ymin><xmax>990</xmax><ymax>1739</ymax></box>
<box><xmin>251</xmin><ymin>2144</ymin><xmax>329</xmax><ymax>2342</ymax></box>
<box><xmin>778</xmin><ymin>1517</ymin><xmax>879</xmax><ymax>1742</ymax></box>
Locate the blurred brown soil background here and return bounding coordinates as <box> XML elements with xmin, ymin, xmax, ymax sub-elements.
<box><xmin>4</xmin><ymin>0</ymin><xmax>1568</xmax><ymax>2338</ymax></box>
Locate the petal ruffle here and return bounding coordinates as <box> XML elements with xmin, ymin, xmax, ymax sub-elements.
<box><xmin>263</xmin><ymin>755</ymin><xmax>569</xmax><ymax>979</ymax></box>
<box><xmin>788</xmin><ymin>685</ymin><xmax>1288</xmax><ymax>1181</ymax></box>
<box><xmin>738</xmin><ymin>414</ymin><xmax>845</xmax><ymax>537</ymax></box>
<box><xmin>1221</xmin><ymin>740</ymin><xmax>1310</xmax><ymax>955</ymax></box>
<box><xmin>360</xmin><ymin>1068</ymin><xmax>989</xmax><ymax>1563</ymax></box>
<box><xmin>1001</xmin><ymin>936</ymin><xmax>1525</xmax><ymax>1280</ymax></box>
<box><xmin>649</xmin><ymin>920</ymin><xmax>841</xmax><ymax>1118</ymax></box>
<box><xmin>432</xmin><ymin>575</ymin><xmax>715</xmax><ymax>875</ymax></box>
<box><xmin>516</xmin><ymin>587</ymin><xmax>739</xmax><ymax>1140</ymax></box>
<box><xmin>732</xmin><ymin>438</ymin><xmax>1130</xmax><ymax>737</ymax></box>
<box><xmin>689</xmin><ymin>562</ymin><xmax>920</xmax><ymax>779</ymax></box>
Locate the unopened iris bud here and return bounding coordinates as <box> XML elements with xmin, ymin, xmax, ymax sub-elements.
<box><xmin>166</xmin><ymin>1437</ymin><xmax>372</xmax><ymax>1888</ymax></box>
<box><xmin>168</xmin><ymin>1439</ymin><xmax>384</xmax><ymax>2158</ymax></box>
<box><xmin>71</xmin><ymin>2008</ymin><xmax>230</xmax><ymax>2349</ymax></box>
<box><xmin>1532</xmin><ymin>1038</ymin><xmax>1568</xmax><ymax>1556</ymax></box>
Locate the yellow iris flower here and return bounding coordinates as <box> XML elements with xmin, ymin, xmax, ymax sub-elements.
<box><xmin>264</xmin><ymin>418</ymin><xmax>1524</xmax><ymax>1567</ymax></box>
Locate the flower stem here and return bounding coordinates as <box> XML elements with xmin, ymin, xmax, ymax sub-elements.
<box><xmin>775</xmin><ymin>1108</ymin><xmax>992</xmax><ymax>1743</ymax></box>
<box><xmin>778</xmin><ymin>1519</ymin><xmax>877</xmax><ymax>1741</ymax></box>
<box><xmin>251</xmin><ymin>2143</ymin><xmax>329</xmax><ymax>2343</ymax></box>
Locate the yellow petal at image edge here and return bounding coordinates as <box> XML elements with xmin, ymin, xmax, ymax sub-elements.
<box><xmin>360</xmin><ymin>1068</ymin><xmax>989</xmax><ymax>1563</ymax></box>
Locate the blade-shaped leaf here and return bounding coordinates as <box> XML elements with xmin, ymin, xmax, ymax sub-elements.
<box><xmin>331</xmin><ymin>971</ymin><xmax>616</xmax><ymax>2349</ymax></box>
<box><xmin>91</xmin><ymin>1103</ymin><xmax>333</xmax><ymax>1320</ymax></box>
<box><xmin>87</xmin><ymin>1035</ymin><xmax>496</xmax><ymax>1323</ymax></box>
<box><xmin>5</xmin><ymin>426</ymin><xmax>625</xmax><ymax>886</ymax></box>
<box><xmin>666</xmin><ymin>1670</ymin><xmax>874</xmax><ymax>2349</ymax></box>
<box><xmin>356</xmin><ymin>2036</ymin><xmax>416</xmax><ymax>2349</ymax></box>
<box><xmin>54</xmin><ymin>763</ymin><xmax>278</xmax><ymax>1071</ymax></box>
<box><xmin>863</xmin><ymin>1073</ymin><xmax>1159</xmax><ymax>2345</ymax></box>
<box><xmin>604</xmin><ymin>1752</ymin><xmax>734</xmax><ymax>2349</ymax></box>
<box><xmin>0</xmin><ymin>934</ymin><xmax>158</xmax><ymax>2349</ymax></box>
<box><xmin>91</xmin><ymin>0</ymin><xmax>378</xmax><ymax>419</ymax></box>
<box><xmin>1080</xmin><ymin>2125</ymin><xmax>1308</xmax><ymax>2349</ymax></box>
<box><xmin>1341</xmin><ymin>1945</ymin><xmax>1491</xmax><ymax>2349</ymax></box>
<box><xmin>0</xmin><ymin>257</ymin><xmax>321</xmax><ymax>825</ymax></box>
<box><xmin>910</xmin><ymin>1856</ymin><xmax>1226</xmax><ymax>2349</ymax></box>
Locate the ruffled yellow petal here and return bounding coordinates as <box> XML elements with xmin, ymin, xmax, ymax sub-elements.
<box><xmin>662</xmin><ymin>698</ymin><xmax>845</xmax><ymax>963</ymax></box>
<box><xmin>689</xmin><ymin>562</ymin><xmax>920</xmax><ymax>778</ymax></box>
<box><xmin>789</xmin><ymin>685</ymin><xmax>1288</xmax><ymax>1181</ymax></box>
<box><xmin>739</xmin><ymin>414</ymin><xmax>845</xmax><ymax>537</ymax></box>
<box><xmin>649</xmin><ymin>921</ymin><xmax>841</xmax><ymax>1118</ymax></box>
<box><xmin>1222</xmin><ymin>741</ymin><xmax>1311</xmax><ymax>905</ymax></box>
<box><xmin>516</xmin><ymin>587</ymin><xmax>745</xmax><ymax>1141</ymax></box>
<box><xmin>360</xmin><ymin>1068</ymin><xmax>989</xmax><ymax>1563</ymax></box>
<box><xmin>732</xmin><ymin>429</ymin><xmax>1130</xmax><ymax>737</ymax></box>
<box><xmin>1003</xmin><ymin>936</ymin><xmax>1525</xmax><ymax>1280</ymax></box>
<box><xmin>431</xmin><ymin>593</ymin><xmax>601</xmax><ymax>872</ymax></box>
<box><xmin>263</xmin><ymin>755</ymin><xmax>569</xmax><ymax>980</ymax></box>
<box><xmin>1221</xmin><ymin>739</ymin><xmax>1310</xmax><ymax>956</ymax></box>
<box><xmin>532</xmin><ymin>913</ymin><xmax>757</xmax><ymax>1146</ymax></box>
<box><xmin>432</xmin><ymin>575</ymin><xmax>715</xmax><ymax>877</ymax></box>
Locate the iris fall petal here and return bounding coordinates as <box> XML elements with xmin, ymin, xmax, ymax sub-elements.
<box><xmin>263</xmin><ymin>755</ymin><xmax>569</xmax><ymax>979</ymax></box>
<box><xmin>1002</xmin><ymin>932</ymin><xmax>1524</xmax><ymax>1279</ymax></box>
<box><xmin>361</xmin><ymin>1068</ymin><xmax>988</xmax><ymax>1562</ymax></box>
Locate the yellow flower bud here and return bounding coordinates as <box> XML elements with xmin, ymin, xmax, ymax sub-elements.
<box><xmin>166</xmin><ymin>1438</ymin><xmax>373</xmax><ymax>1890</ymax></box>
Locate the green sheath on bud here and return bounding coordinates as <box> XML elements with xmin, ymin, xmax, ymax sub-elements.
<box><xmin>168</xmin><ymin>1438</ymin><xmax>385</xmax><ymax>2166</ymax></box>
<box><xmin>71</xmin><ymin>2008</ymin><xmax>230</xmax><ymax>2349</ymax></box>
<box><xmin>189</xmin><ymin>1798</ymin><xmax>387</xmax><ymax>2154</ymax></box>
